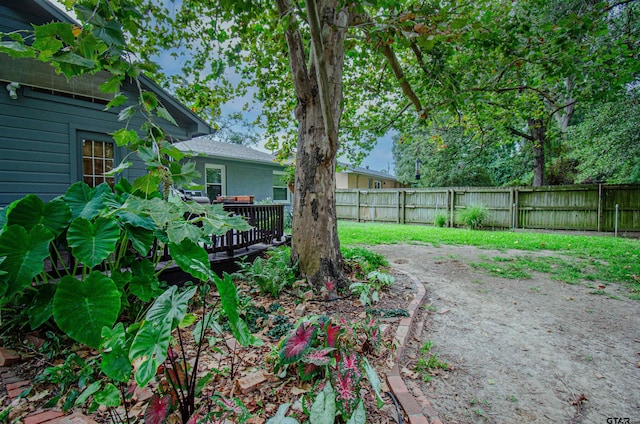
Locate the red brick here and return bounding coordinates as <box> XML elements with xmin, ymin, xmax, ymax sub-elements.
<box><xmin>236</xmin><ymin>370</ymin><xmax>267</xmax><ymax>394</ymax></box>
<box><xmin>6</xmin><ymin>380</ymin><xmax>30</xmax><ymax>391</ymax></box>
<box><xmin>394</xmin><ymin>392</ymin><xmax>424</xmax><ymax>416</ymax></box>
<box><xmin>9</xmin><ymin>386</ymin><xmax>30</xmax><ymax>399</ymax></box>
<box><xmin>0</xmin><ymin>347</ymin><xmax>20</xmax><ymax>366</ymax></box>
<box><xmin>24</xmin><ymin>411</ymin><xmax>65</xmax><ymax>424</ymax></box>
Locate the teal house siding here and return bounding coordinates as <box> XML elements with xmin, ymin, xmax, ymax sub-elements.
<box><xmin>174</xmin><ymin>138</ymin><xmax>291</xmax><ymax>207</ymax></box>
<box><xmin>187</xmin><ymin>156</ymin><xmax>283</xmax><ymax>203</ymax></box>
<box><xmin>0</xmin><ymin>1</ymin><xmax>214</xmax><ymax>207</ymax></box>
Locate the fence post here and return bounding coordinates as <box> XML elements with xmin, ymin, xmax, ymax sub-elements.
<box><xmin>399</xmin><ymin>190</ymin><xmax>406</xmax><ymax>224</ymax></box>
<box><xmin>615</xmin><ymin>203</ymin><xmax>619</xmax><ymax>237</ymax></box>
<box><xmin>597</xmin><ymin>184</ymin><xmax>603</xmax><ymax>232</ymax></box>
<box><xmin>356</xmin><ymin>190</ymin><xmax>361</xmax><ymax>222</ymax></box>
<box><xmin>509</xmin><ymin>188</ymin><xmax>514</xmax><ymax>230</ymax></box>
<box><xmin>450</xmin><ymin>189</ymin><xmax>455</xmax><ymax>227</ymax></box>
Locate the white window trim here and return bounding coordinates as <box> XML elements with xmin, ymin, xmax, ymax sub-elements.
<box><xmin>273</xmin><ymin>170</ymin><xmax>291</xmax><ymax>204</ymax></box>
<box><xmin>205</xmin><ymin>164</ymin><xmax>226</xmax><ymax>199</ymax></box>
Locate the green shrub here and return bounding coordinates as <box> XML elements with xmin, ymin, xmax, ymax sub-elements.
<box><xmin>459</xmin><ymin>204</ymin><xmax>488</xmax><ymax>230</ymax></box>
<box><xmin>235</xmin><ymin>246</ymin><xmax>297</xmax><ymax>297</ymax></box>
<box><xmin>434</xmin><ymin>213</ymin><xmax>447</xmax><ymax>227</ymax></box>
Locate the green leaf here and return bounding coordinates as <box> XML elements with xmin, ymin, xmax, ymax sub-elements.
<box><xmin>129</xmin><ymin>319</ymin><xmax>171</xmax><ymax>387</ymax></box>
<box><xmin>63</xmin><ymin>182</ymin><xmax>109</xmax><ymax>220</ymax></box>
<box><xmin>6</xmin><ymin>195</ymin><xmax>71</xmax><ymax>237</ymax></box>
<box><xmin>94</xmin><ymin>383</ymin><xmax>121</xmax><ymax>407</ymax></box>
<box><xmin>129</xmin><ymin>286</ymin><xmax>195</xmax><ymax>387</ymax></box>
<box><xmin>132</xmin><ymin>174</ymin><xmax>162</xmax><ymax>196</ymax></box>
<box><xmin>266</xmin><ymin>403</ymin><xmax>300</xmax><ymax>424</ymax></box>
<box><xmin>75</xmin><ymin>380</ymin><xmax>102</xmax><ymax>406</ymax></box>
<box><xmin>67</xmin><ymin>217</ymin><xmax>120</xmax><ymax>268</ymax></box>
<box><xmin>129</xmin><ymin>259</ymin><xmax>159</xmax><ymax>302</ymax></box>
<box><xmin>118</xmin><ymin>105</ymin><xmax>136</xmax><ymax>121</ymax></box>
<box><xmin>105</xmin><ymin>93</ymin><xmax>128</xmax><ymax>109</ymax></box>
<box><xmin>169</xmin><ymin>239</ymin><xmax>212</xmax><ymax>281</ymax></box>
<box><xmin>140</xmin><ymin>91</ymin><xmax>158</xmax><ymax>111</ymax></box>
<box><xmin>26</xmin><ymin>283</ymin><xmax>57</xmax><ymax>330</ymax></box>
<box><xmin>53</xmin><ymin>272</ymin><xmax>121</xmax><ymax>348</ymax></box>
<box><xmin>310</xmin><ymin>382</ymin><xmax>337</xmax><ymax>424</ymax></box>
<box><xmin>363</xmin><ymin>357</ymin><xmax>384</xmax><ymax>409</ymax></box>
<box><xmin>156</xmin><ymin>106</ymin><xmax>177</xmax><ymax>126</ymax></box>
<box><xmin>112</xmin><ymin>128</ymin><xmax>139</xmax><ymax>147</ymax></box>
<box><xmin>99</xmin><ymin>76</ymin><xmax>122</xmax><ymax>94</ymax></box>
<box><xmin>214</xmin><ymin>273</ymin><xmax>263</xmax><ymax>347</ymax></box>
<box><xmin>146</xmin><ymin>285</ymin><xmax>197</xmax><ymax>329</ymax></box>
<box><xmin>166</xmin><ymin>219</ymin><xmax>203</xmax><ymax>245</ymax></box>
<box><xmin>0</xmin><ymin>41</ymin><xmax>35</xmax><ymax>58</ymax></box>
<box><xmin>93</xmin><ymin>21</ymin><xmax>125</xmax><ymax>47</ymax></box>
<box><xmin>100</xmin><ymin>324</ymin><xmax>132</xmax><ymax>383</ymax></box>
<box><xmin>53</xmin><ymin>51</ymin><xmax>96</xmax><ymax>69</ymax></box>
<box><xmin>123</xmin><ymin>224</ymin><xmax>154</xmax><ymax>256</ymax></box>
<box><xmin>137</xmin><ymin>145</ymin><xmax>161</xmax><ymax>167</ymax></box>
<box><xmin>0</xmin><ymin>224</ymin><xmax>53</xmax><ymax>298</ymax></box>
<box><xmin>346</xmin><ymin>400</ymin><xmax>366</xmax><ymax>424</ymax></box>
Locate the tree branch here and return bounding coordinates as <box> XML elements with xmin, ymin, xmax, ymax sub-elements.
<box><xmin>507</xmin><ymin>126</ymin><xmax>535</xmax><ymax>142</ymax></box>
<box><xmin>379</xmin><ymin>43</ymin><xmax>426</xmax><ymax>118</ymax></box>
<box><xmin>275</xmin><ymin>0</ymin><xmax>311</xmax><ymax>100</ymax></box>
<box><xmin>306</xmin><ymin>0</ymin><xmax>338</xmax><ymax>145</ymax></box>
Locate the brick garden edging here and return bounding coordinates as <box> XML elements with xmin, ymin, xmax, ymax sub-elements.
<box><xmin>386</xmin><ymin>270</ymin><xmax>444</xmax><ymax>424</ymax></box>
<box><xmin>0</xmin><ymin>364</ymin><xmax>98</xmax><ymax>424</ymax></box>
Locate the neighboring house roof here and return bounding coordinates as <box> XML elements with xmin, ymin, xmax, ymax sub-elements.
<box><xmin>340</xmin><ymin>164</ymin><xmax>397</xmax><ymax>180</ymax></box>
<box><xmin>174</xmin><ymin>137</ymin><xmax>279</xmax><ymax>165</ymax></box>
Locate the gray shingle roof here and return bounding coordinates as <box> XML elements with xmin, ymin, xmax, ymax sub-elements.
<box><xmin>174</xmin><ymin>137</ymin><xmax>278</xmax><ymax>164</ymax></box>
<box><xmin>340</xmin><ymin>164</ymin><xmax>397</xmax><ymax>180</ymax></box>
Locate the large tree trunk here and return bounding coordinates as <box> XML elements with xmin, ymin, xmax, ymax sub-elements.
<box><xmin>529</xmin><ymin>118</ymin><xmax>546</xmax><ymax>186</ymax></box>
<box><xmin>277</xmin><ymin>0</ymin><xmax>348</xmax><ymax>294</ymax></box>
<box><xmin>291</xmin><ymin>98</ymin><xmax>345</xmax><ymax>293</ymax></box>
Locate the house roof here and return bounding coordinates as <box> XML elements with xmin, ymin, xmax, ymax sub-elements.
<box><xmin>0</xmin><ymin>0</ymin><xmax>213</xmax><ymax>138</ymax></box>
<box><xmin>340</xmin><ymin>164</ymin><xmax>397</xmax><ymax>180</ymax></box>
<box><xmin>174</xmin><ymin>137</ymin><xmax>279</xmax><ymax>165</ymax></box>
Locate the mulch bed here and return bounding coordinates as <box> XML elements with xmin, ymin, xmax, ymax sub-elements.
<box><xmin>1</xmin><ymin>272</ymin><xmax>416</xmax><ymax>423</ymax></box>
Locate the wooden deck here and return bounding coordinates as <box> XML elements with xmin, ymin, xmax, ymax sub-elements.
<box><xmin>44</xmin><ymin>204</ymin><xmax>289</xmax><ymax>284</ymax></box>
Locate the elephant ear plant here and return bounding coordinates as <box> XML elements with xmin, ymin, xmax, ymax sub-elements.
<box><xmin>0</xmin><ymin>180</ymin><xmax>257</xmax><ymax>422</ymax></box>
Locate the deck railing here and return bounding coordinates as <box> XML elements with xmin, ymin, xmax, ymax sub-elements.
<box><xmin>210</xmin><ymin>203</ymin><xmax>285</xmax><ymax>255</ymax></box>
<box><xmin>154</xmin><ymin>203</ymin><xmax>286</xmax><ymax>260</ymax></box>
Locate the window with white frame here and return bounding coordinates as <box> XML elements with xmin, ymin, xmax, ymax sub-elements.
<box><xmin>82</xmin><ymin>139</ymin><xmax>115</xmax><ymax>187</ymax></box>
<box><xmin>374</xmin><ymin>180</ymin><xmax>382</xmax><ymax>189</ymax></box>
<box><xmin>272</xmin><ymin>171</ymin><xmax>291</xmax><ymax>203</ymax></box>
<box><xmin>205</xmin><ymin>164</ymin><xmax>225</xmax><ymax>200</ymax></box>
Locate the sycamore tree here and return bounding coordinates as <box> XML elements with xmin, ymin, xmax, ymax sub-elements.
<box><xmin>130</xmin><ymin>0</ymin><xmax>500</xmax><ymax>292</ymax></box>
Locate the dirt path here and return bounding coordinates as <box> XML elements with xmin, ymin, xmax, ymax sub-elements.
<box><xmin>371</xmin><ymin>244</ymin><xmax>640</xmax><ymax>424</ymax></box>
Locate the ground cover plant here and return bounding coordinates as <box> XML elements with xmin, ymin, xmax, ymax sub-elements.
<box><xmin>338</xmin><ymin>221</ymin><xmax>640</xmax><ymax>299</ymax></box>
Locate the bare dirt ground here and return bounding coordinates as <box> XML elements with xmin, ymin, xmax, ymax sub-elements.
<box><xmin>371</xmin><ymin>243</ymin><xmax>640</xmax><ymax>424</ymax></box>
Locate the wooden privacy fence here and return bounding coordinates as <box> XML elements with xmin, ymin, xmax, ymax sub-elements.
<box><xmin>336</xmin><ymin>184</ymin><xmax>640</xmax><ymax>234</ymax></box>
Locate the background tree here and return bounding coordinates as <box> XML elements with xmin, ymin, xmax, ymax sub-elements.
<box><xmin>393</xmin><ymin>128</ymin><xmax>533</xmax><ymax>187</ymax></box>
<box><xmin>567</xmin><ymin>87</ymin><xmax>640</xmax><ymax>183</ymax></box>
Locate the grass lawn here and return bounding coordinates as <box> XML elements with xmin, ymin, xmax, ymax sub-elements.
<box><xmin>338</xmin><ymin>220</ymin><xmax>640</xmax><ymax>299</ymax></box>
